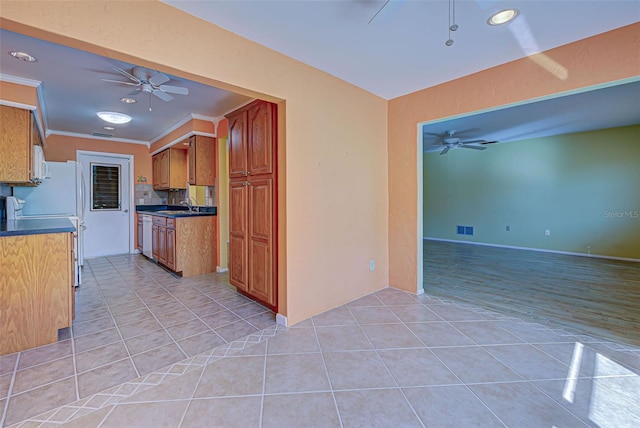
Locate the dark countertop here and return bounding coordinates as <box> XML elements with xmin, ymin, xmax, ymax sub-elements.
<box><xmin>0</xmin><ymin>218</ymin><xmax>76</xmax><ymax>237</ymax></box>
<box><xmin>136</xmin><ymin>205</ymin><xmax>216</xmax><ymax>218</ymax></box>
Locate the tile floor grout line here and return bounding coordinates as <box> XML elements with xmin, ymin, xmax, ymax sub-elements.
<box><xmin>258</xmin><ymin>337</ymin><xmax>268</xmax><ymax>428</ymax></box>
<box><xmin>310</xmin><ymin>315</ymin><xmax>344</xmax><ymax>428</ymax></box>
<box><xmin>0</xmin><ymin>353</ymin><xmax>20</xmax><ymax>428</ymax></box>
<box><xmin>343</xmin><ymin>300</ymin><xmax>427</xmax><ymax>428</ymax></box>
<box><xmin>69</xmin><ymin>324</ymin><xmax>81</xmax><ymax>402</ymax></box>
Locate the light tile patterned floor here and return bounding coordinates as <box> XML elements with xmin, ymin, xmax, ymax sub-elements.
<box><xmin>7</xmin><ymin>284</ymin><xmax>640</xmax><ymax>427</ymax></box>
<box><xmin>0</xmin><ymin>255</ymin><xmax>276</xmax><ymax>427</ymax></box>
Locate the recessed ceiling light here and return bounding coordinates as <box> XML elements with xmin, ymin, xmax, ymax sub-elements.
<box><xmin>487</xmin><ymin>9</ymin><xmax>519</xmax><ymax>26</ymax></box>
<box><xmin>120</xmin><ymin>97</ymin><xmax>137</xmax><ymax>104</ymax></box>
<box><xmin>97</xmin><ymin>111</ymin><xmax>132</xmax><ymax>124</ymax></box>
<box><xmin>9</xmin><ymin>51</ymin><xmax>38</xmax><ymax>62</ymax></box>
<box><xmin>103</xmin><ymin>126</ymin><xmax>115</xmax><ymax>131</ymax></box>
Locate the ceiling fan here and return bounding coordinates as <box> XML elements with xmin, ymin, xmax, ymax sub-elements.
<box><xmin>426</xmin><ymin>130</ymin><xmax>496</xmax><ymax>155</ymax></box>
<box><xmin>101</xmin><ymin>66</ymin><xmax>189</xmax><ymax>102</ymax></box>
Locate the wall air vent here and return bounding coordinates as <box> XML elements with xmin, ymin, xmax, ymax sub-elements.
<box><xmin>92</xmin><ymin>132</ymin><xmax>113</xmax><ymax>138</ymax></box>
<box><xmin>456</xmin><ymin>225</ymin><xmax>474</xmax><ymax>236</ymax></box>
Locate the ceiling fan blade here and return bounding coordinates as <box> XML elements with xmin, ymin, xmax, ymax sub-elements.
<box><xmin>159</xmin><ymin>85</ymin><xmax>189</xmax><ymax>95</ymax></box>
<box><xmin>149</xmin><ymin>72</ymin><xmax>170</xmax><ymax>86</ymax></box>
<box><xmin>481</xmin><ymin>141</ymin><xmax>499</xmax><ymax>145</ymax></box>
<box><xmin>113</xmin><ymin>67</ymin><xmax>141</xmax><ymax>84</ymax></box>
<box><xmin>440</xmin><ymin>146</ymin><xmax>451</xmax><ymax>155</ymax></box>
<box><xmin>128</xmin><ymin>89</ymin><xmax>142</xmax><ymax>96</ymax></box>
<box><xmin>101</xmin><ymin>79</ymin><xmax>139</xmax><ymax>86</ymax></box>
<box><xmin>153</xmin><ymin>90</ymin><xmax>173</xmax><ymax>102</ymax></box>
<box><xmin>460</xmin><ymin>145</ymin><xmax>486</xmax><ymax>151</ymax></box>
<box><xmin>461</xmin><ymin>139</ymin><xmax>486</xmax><ymax>145</ymax></box>
<box><xmin>368</xmin><ymin>0</ymin><xmax>390</xmax><ymax>24</ymax></box>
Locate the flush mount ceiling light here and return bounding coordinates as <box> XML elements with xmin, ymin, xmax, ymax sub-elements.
<box><xmin>488</xmin><ymin>9</ymin><xmax>519</xmax><ymax>26</ymax></box>
<box><xmin>9</xmin><ymin>51</ymin><xmax>38</xmax><ymax>62</ymax></box>
<box><xmin>97</xmin><ymin>111</ymin><xmax>131</xmax><ymax>124</ymax></box>
<box><xmin>103</xmin><ymin>126</ymin><xmax>115</xmax><ymax>131</ymax></box>
<box><xmin>120</xmin><ymin>97</ymin><xmax>137</xmax><ymax>104</ymax></box>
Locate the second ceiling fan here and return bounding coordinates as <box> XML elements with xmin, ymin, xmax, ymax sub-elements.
<box><xmin>426</xmin><ymin>130</ymin><xmax>497</xmax><ymax>155</ymax></box>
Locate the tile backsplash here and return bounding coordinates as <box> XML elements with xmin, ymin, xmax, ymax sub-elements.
<box><xmin>134</xmin><ymin>184</ymin><xmax>216</xmax><ymax>206</ymax></box>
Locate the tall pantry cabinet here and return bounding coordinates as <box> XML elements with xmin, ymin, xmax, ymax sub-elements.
<box><xmin>226</xmin><ymin>100</ymin><xmax>277</xmax><ymax>310</ymax></box>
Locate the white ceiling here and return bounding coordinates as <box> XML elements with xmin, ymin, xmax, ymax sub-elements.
<box><xmin>164</xmin><ymin>0</ymin><xmax>640</xmax><ymax>99</ymax></box>
<box><xmin>0</xmin><ymin>29</ymin><xmax>251</xmax><ymax>144</ymax></box>
<box><xmin>0</xmin><ymin>1</ymin><xmax>638</xmax><ymax>147</ymax></box>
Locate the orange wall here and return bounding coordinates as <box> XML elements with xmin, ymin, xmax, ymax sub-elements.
<box><xmin>44</xmin><ymin>134</ymin><xmax>152</xmax><ymax>182</ymax></box>
<box><xmin>388</xmin><ymin>23</ymin><xmax>640</xmax><ymax>292</ymax></box>
<box><xmin>150</xmin><ymin>118</ymin><xmax>215</xmax><ymax>153</ymax></box>
<box><xmin>0</xmin><ymin>80</ymin><xmax>46</xmax><ymax>139</ymax></box>
<box><xmin>1</xmin><ymin>1</ymin><xmax>389</xmax><ymax>325</ymax></box>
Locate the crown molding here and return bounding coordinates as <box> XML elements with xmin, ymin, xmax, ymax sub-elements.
<box><xmin>0</xmin><ymin>73</ymin><xmax>41</xmax><ymax>87</ymax></box>
<box><xmin>48</xmin><ymin>129</ymin><xmax>149</xmax><ymax>145</ymax></box>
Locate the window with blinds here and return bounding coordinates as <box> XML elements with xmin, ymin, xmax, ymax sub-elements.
<box><xmin>91</xmin><ymin>163</ymin><xmax>120</xmax><ymax>210</ymax></box>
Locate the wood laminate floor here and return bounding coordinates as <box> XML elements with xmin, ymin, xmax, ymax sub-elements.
<box><xmin>424</xmin><ymin>240</ymin><xmax>640</xmax><ymax>347</ymax></box>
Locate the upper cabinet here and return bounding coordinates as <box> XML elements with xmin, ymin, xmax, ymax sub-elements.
<box><xmin>152</xmin><ymin>147</ymin><xmax>187</xmax><ymax>190</ymax></box>
<box><xmin>227</xmin><ymin>100</ymin><xmax>276</xmax><ymax>179</ymax></box>
<box><xmin>0</xmin><ymin>105</ymin><xmax>43</xmax><ymax>184</ymax></box>
<box><xmin>187</xmin><ymin>135</ymin><xmax>217</xmax><ymax>186</ymax></box>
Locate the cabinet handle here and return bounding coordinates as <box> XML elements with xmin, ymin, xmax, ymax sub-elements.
<box><xmin>247</xmin><ymin>171</ymin><xmax>251</xmax><ymax>175</ymax></box>
<box><xmin>242</xmin><ymin>182</ymin><xmax>246</xmax><ymax>186</ymax></box>
<box><xmin>247</xmin><ymin>182</ymin><xmax>251</xmax><ymax>186</ymax></box>
<box><xmin>241</xmin><ymin>171</ymin><xmax>246</xmax><ymax>176</ymax></box>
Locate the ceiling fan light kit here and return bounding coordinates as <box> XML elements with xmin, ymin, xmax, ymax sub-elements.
<box><xmin>96</xmin><ymin>111</ymin><xmax>132</xmax><ymax>124</ymax></box>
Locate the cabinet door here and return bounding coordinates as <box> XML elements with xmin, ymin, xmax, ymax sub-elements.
<box><xmin>158</xmin><ymin>226</ymin><xmax>167</xmax><ymax>265</ymax></box>
<box><xmin>0</xmin><ymin>106</ymin><xmax>31</xmax><ymax>183</ymax></box>
<box><xmin>188</xmin><ymin>136</ymin><xmax>196</xmax><ymax>185</ymax></box>
<box><xmin>194</xmin><ymin>136</ymin><xmax>216</xmax><ymax>186</ymax></box>
<box><xmin>166</xmin><ymin>228</ymin><xmax>176</xmax><ymax>270</ymax></box>
<box><xmin>229</xmin><ymin>180</ymin><xmax>248</xmax><ymax>291</ymax></box>
<box><xmin>228</xmin><ymin>111</ymin><xmax>248</xmax><ymax>179</ymax></box>
<box><xmin>247</xmin><ymin>101</ymin><xmax>274</xmax><ymax>176</ymax></box>
<box><xmin>168</xmin><ymin>148</ymin><xmax>187</xmax><ymax>189</ymax></box>
<box><xmin>247</xmin><ymin>177</ymin><xmax>275</xmax><ymax>306</ymax></box>
<box><xmin>152</xmin><ymin>224</ymin><xmax>159</xmax><ymax>259</ymax></box>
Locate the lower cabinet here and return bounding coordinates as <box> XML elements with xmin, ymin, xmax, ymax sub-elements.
<box><xmin>150</xmin><ymin>215</ymin><xmax>215</xmax><ymax>277</ymax></box>
<box><xmin>0</xmin><ymin>232</ymin><xmax>74</xmax><ymax>356</ymax></box>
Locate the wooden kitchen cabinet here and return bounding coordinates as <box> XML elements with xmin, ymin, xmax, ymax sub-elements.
<box><xmin>0</xmin><ymin>105</ymin><xmax>43</xmax><ymax>184</ymax></box>
<box><xmin>228</xmin><ymin>100</ymin><xmax>275</xmax><ymax>179</ymax></box>
<box><xmin>187</xmin><ymin>135</ymin><xmax>217</xmax><ymax>186</ymax></box>
<box><xmin>152</xmin><ymin>147</ymin><xmax>187</xmax><ymax>190</ymax></box>
<box><xmin>149</xmin><ymin>214</ymin><xmax>215</xmax><ymax>277</ymax></box>
<box><xmin>1</xmin><ymin>232</ymin><xmax>74</xmax><ymax>356</ymax></box>
<box><xmin>226</xmin><ymin>100</ymin><xmax>278</xmax><ymax>310</ymax></box>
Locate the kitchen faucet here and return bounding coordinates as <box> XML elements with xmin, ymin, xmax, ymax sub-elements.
<box><xmin>180</xmin><ymin>198</ymin><xmax>196</xmax><ymax>212</ymax></box>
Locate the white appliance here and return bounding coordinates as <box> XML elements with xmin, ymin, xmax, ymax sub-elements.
<box><xmin>5</xmin><ymin>196</ymin><xmax>26</xmax><ymax>220</ymax></box>
<box><xmin>142</xmin><ymin>215</ymin><xmax>153</xmax><ymax>258</ymax></box>
<box><xmin>32</xmin><ymin>145</ymin><xmax>48</xmax><ymax>183</ymax></box>
<box><xmin>13</xmin><ymin>161</ymin><xmax>86</xmax><ymax>285</ymax></box>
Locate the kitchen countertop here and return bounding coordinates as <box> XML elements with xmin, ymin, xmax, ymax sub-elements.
<box><xmin>136</xmin><ymin>205</ymin><xmax>217</xmax><ymax>218</ymax></box>
<box><xmin>0</xmin><ymin>218</ymin><xmax>76</xmax><ymax>237</ymax></box>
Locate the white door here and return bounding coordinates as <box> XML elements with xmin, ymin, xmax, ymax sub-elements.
<box><xmin>78</xmin><ymin>152</ymin><xmax>132</xmax><ymax>258</ymax></box>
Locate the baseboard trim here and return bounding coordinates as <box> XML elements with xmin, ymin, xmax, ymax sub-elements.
<box><xmin>216</xmin><ymin>267</ymin><xmax>229</xmax><ymax>273</ymax></box>
<box><xmin>424</xmin><ymin>237</ymin><xmax>640</xmax><ymax>263</ymax></box>
<box><xmin>276</xmin><ymin>313</ymin><xmax>288</xmax><ymax>327</ymax></box>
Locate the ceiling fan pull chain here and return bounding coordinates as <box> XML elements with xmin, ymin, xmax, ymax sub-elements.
<box><xmin>446</xmin><ymin>0</ymin><xmax>454</xmax><ymax>46</ymax></box>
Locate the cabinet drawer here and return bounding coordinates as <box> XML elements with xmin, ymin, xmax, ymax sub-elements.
<box><xmin>167</xmin><ymin>218</ymin><xmax>176</xmax><ymax>229</ymax></box>
<box><xmin>152</xmin><ymin>216</ymin><xmax>167</xmax><ymax>226</ymax></box>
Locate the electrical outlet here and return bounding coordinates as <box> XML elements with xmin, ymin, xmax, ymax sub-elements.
<box><xmin>369</xmin><ymin>259</ymin><xmax>375</xmax><ymax>272</ymax></box>
<box><xmin>545</xmin><ymin>229</ymin><xmax>551</xmax><ymax>236</ymax></box>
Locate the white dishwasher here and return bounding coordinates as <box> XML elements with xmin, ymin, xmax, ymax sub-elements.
<box><xmin>142</xmin><ymin>215</ymin><xmax>153</xmax><ymax>258</ymax></box>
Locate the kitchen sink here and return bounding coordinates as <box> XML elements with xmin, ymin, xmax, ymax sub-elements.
<box><xmin>154</xmin><ymin>210</ymin><xmax>202</xmax><ymax>215</ymax></box>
